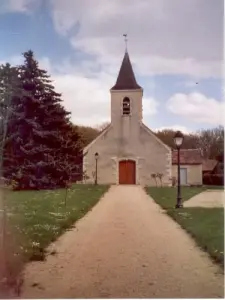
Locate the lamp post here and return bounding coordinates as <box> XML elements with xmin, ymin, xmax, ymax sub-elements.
<box><xmin>174</xmin><ymin>131</ymin><xmax>184</xmax><ymax>208</ymax></box>
<box><xmin>95</xmin><ymin>152</ymin><xmax>99</xmax><ymax>185</ymax></box>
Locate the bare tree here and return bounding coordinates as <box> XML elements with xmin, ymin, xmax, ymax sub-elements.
<box><xmin>155</xmin><ymin>127</ymin><xmax>224</xmax><ymax>160</ymax></box>
<box><xmin>157</xmin><ymin>173</ymin><xmax>163</xmax><ymax>187</ymax></box>
<box><xmin>169</xmin><ymin>176</ymin><xmax>177</xmax><ymax>187</ymax></box>
<box><xmin>82</xmin><ymin>170</ymin><xmax>90</xmax><ymax>183</ymax></box>
<box><xmin>94</xmin><ymin>121</ymin><xmax>110</xmax><ymax>132</ymax></box>
<box><xmin>76</xmin><ymin>125</ymin><xmax>99</xmax><ymax>147</ymax></box>
<box><xmin>196</xmin><ymin>126</ymin><xmax>224</xmax><ymax>159</ymax></box>
<box><xmin>151</xmin><ymin>173</ymin><xmax>157</xmax><ymax>187</ymax></box>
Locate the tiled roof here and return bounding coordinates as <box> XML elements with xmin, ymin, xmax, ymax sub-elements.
<box><xmin>202</xmin><ymin>159</ymin><xmax>218</xmax><ymax>171</ymax></box>
<box><xmin>172</xmin><ymin>149</ymin><xmax>203</xmax><ymax>165</ymax></box>
<box><xmin>111</xmin><ymin>52</ymin><xmax>142</xmax><ymax>90</ymax></box>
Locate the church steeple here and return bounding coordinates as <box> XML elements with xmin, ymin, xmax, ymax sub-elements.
<box><xmin>111</xmin><ymin>51</ymin><xmax>142</xmax><ymax>90</ymax></box>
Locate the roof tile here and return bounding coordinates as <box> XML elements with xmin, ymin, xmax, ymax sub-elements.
<box><xmin>111</xmin><ymin>52</ymin><xmax>142</xmax><ymax>90</ymax></box>
<box><xmin>202</xmin><ymin>159</ymin><xmax>218</xmax><ymax>171</ymax></box>
<box><xmin>172</xmin><ymin>149</ymin><xmax>203</xmax><ymax>165</ymax></box>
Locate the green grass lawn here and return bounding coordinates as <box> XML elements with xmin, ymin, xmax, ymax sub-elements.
<box><xmin>145</xmin><ymin>187</ymin><xmax>224</xmax><ymax>268</ymax></box>
<box><xmin>204</xmin><ymin>185</ymin><xmax>224</xmax><ymax>190</ymax></box>
<box><xmin>147</xmin><ymin>186</ymin><xmax>206</xmax><ymax>209</ymax></box>
<box><xmin>3</xmin><ymin>184</ymin><xmax>109</xmax><ymax>262</ymax></box>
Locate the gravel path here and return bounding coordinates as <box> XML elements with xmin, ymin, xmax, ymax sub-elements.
<box><xmin>20</xmin><ymin>186</ymin><xmax>224</xmax><ymax>298</ymax></box>
<box><xmin>184</xmin><ymin>190</ymin><xmax>224</xmax><ymax>208</ymax></box>
<box><xmin>184</xmin><ymin>189</ymin><xmax>224</xmax><ymax>208</ymax></box>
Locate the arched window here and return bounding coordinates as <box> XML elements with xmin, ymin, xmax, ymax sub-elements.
<box><xmin>122</xmin><ymin>97</ymin><xmax>130</xmax><ymax>115</ymax></box>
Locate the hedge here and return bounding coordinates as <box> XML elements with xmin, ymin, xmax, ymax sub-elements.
<box><xmin>203</xmin><ymin>173</ymin><xmax>224</xmax><ymax>186</ymax></box>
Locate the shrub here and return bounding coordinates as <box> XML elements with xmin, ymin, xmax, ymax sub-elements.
<box><xmin>169</xmin><ymin>176</ymin><xmax>177</xmax><ymax>187</ymax></box>
<box><xmin>151</xmin><ymin>173</ymin><xmax>157</xmax><ymax>187</ymax></box>
<box><xmin>156</xmin><ymin>173</ymin><xmax>163</xmax><ymax>187</ymax></box>
<box><xmin>203</xmin><ymin>173</ymin><xmax>224</xmax><ymax>186</ymax></box>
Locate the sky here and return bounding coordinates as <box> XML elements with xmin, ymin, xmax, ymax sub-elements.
<box><xmin>0</xmin><ymin>0</ymin><xmax>224</xmax><ymax>133</ymax></box>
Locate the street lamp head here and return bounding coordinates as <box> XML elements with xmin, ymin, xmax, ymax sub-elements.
<box><xmin>174</xmin><ymin>131</ymin><xmax>184</xmax><ymax>148</ymax></box>
<box><xmin>95</xmin><ymin>152</ymin><xmax>99</xmax><ymax>160</ymax></box>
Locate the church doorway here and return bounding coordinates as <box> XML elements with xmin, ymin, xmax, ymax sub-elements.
<box><xmin>119</xmin><ymin>160</ymin><xmax>136</xmax><ymax>184</ymax></box>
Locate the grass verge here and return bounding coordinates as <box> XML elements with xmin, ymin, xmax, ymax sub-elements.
<box><xmin>147</xmin><ymin>186</ymin><xmax>206</xmax><ymax>209</ymax></box>
<box><xmin>204</xmin><ymin>185</ymin><xmax>224</xmax><ymax>190</ymax></box>
<box><xmin>5</xmin><ymin>184</ymin><xmax>109</xmax><ymax>262</ymax></box>
<box><xmin>145</xmin><ymin>187</ymin><xmax>224</xmax><ymax>268</ymax></box>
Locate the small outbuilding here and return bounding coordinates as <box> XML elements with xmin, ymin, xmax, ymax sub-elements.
<box><xmin>172</xmin><ymin>149</ymin><xmax>203</xmax><ymax>186</ymax></box>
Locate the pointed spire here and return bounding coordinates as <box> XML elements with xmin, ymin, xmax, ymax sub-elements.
<box><xmin>111</xmin><ymin>51</ymin><xmax>142</xmax><ymax>91</ymax></box>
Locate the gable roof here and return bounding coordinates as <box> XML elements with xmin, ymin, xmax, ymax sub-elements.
<box><xmin>141</xmin><ymin>123</ymin><xmax>171</xmax><ymax>152</ymax></box>
<box><xmin>111</xmin><ymin>51</ymin><xmax>142</xmax><ymax>90</ymax></box>
<box><xmin>202</xmin><ymin>159</ymin><xmax>218</xmax><ymax>171</ymax></box>
<box><xmin>172</xmin><ymin>149</ymin><xmax>203</xmax><ymax>165</ymax></box>
<box><xmin>83</xmin><ymin>123</ymin><xmax>112</xmax><ymax>153</ymax></box>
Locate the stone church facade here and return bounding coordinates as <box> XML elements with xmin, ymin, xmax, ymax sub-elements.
<box><xmin>83</xmin><ymin>51</ymin><xmax>172</xmax><ymax>186</ymax></box>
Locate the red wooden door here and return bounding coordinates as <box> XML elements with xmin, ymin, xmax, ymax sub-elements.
<box><xmin>119</xmin><ymin>160</ymin><xmax>136</xmax><ymax>184</ymax></box>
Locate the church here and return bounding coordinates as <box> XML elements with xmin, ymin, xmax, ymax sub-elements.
<box><xmin>83</xmin><ymin>50</ymin><xmax>172</xmax><ymax>186</ymax></box>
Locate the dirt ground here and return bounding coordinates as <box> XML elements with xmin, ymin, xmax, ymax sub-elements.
<box><xmin>184</xmin><ymin>189</ymin><xmax>224</xmax><ymax>208</ymax></box>
<box><xmin>20</xmin><ymin>186</ymin><xmax>224</xmax><ymax>298</ymax></box>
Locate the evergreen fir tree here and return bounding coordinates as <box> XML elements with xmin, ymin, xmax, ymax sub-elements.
<box><xmin>0</xmin><ymin>63</ymin><xmax>25</xmax><ymax>183</ymax></box>
<box><xmin>4</xmin><ymin>50</ymin><xmax>82</xmax><ymax>190</ymax></box>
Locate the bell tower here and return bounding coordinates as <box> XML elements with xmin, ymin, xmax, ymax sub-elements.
<box><xmin>110</xmin><ymin>48</ymin><xmax>143</xmax><ymax>154</ymax></box>
<box><xmin>110</xmin><ymin>51</ymin><xmax>143</xmax><ymax>123</ymax></box>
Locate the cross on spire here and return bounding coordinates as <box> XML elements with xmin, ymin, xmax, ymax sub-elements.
<box><xmin>123</xmin><ymin>34</ymin><xmax>128</xmax><ymax>52</ymax></box>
